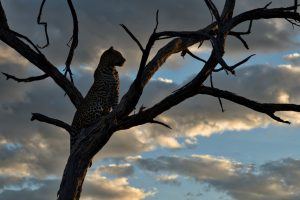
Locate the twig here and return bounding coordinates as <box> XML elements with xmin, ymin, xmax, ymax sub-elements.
<box><xmin>153</xmin><ymin>10</ymin><xmax>159</xmax><ymax>33</ymax></box>
<box><xmin>0</xmin><ymin>1</ymin><xmax>83</xmax><ymax>109</ymax></box>
<box><xmin>64</xmin><ymin>0</ymin><xmax>79</xmax><ymax>83</ymax></box>
<box><xmin>120</xmin><ymin>24</ymin><xmax>144</xmax><ymax>52</ymax></box>
<box><xmin>198</xmin><ymin>40</ymin><xmax>204</xmax><ymax>48</ymax></box>
<box><xmin>181</xmin><ymin>48</ymin><xmax>207</xmax><ymax>63</ymax></box>
<box><xmin>67</xmin><ymin>36</ymin><xmax>73</xmax><ymax>47</ymax></box>
<box><xmin>263</xmin><ymin>2</ymin><xmax>272</xmax><ymax>9</ymax></box>
<box><xmin>31</xmin><ymin>113</ymin><xmax>75</xmax><ymax>134</ymax></box>
<box><xmin>232</xmin><ymin>34</ymin><xmax>250</xmax><ymax>49</ymax></box>
<box><xmin>139</xmin><ymin>105</ymin><xmax>146</xmax><ymax>113</ymax></box>
<box><xmin>230</xmin><ymin>20</ymin><xmax>253</xmax><ymax>36</ymax></box>
<box><xmin>9</xmin><ymin>30</ymin><xmax>42</xmax><ymax>54</ymax></box>
<box><xmin>229</xmin><ymin>20</ymin><xmax>253</xmax><ymax>49</ymax></box>
<box><xmin>2</xmin><ymin>72</ymin><xmax>48</xmax><ymax>82</ymax></box>
<box><xmin>37</xmin><ymin>0</ymin><xmax>49</xmax><ymax>49</ymax></box>
<box><xmin>285</xmin><ymin>18</ymin><xmax>300</xmax><ymax>29</ymax></box>
<box><xmin>150</xmin><ymin>119</ymin><xmax>172</xmax><ymax>129</ymax></box>
<box><xmin>210</xmin><ymin>73</ymin><xmax>224</xmax><ymax>112</ymax></box>
<box><xmin>136</xmin><ymin>10</ymin><xmax>161</xmax><ymax>80</ymax></box>
<box><xmin>198</xmin><ymin>86</ymin><xmax>297</xmax><ymax>124</ymax></box>
<box><xmin>213</xmin><ymin>54</ymin><xmax>255</xmax><ymax>73</ymax></box>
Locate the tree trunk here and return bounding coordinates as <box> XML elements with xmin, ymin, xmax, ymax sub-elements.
<box><xmin>57</xmin><ymin>125</ymin><xmax>114</xmax><ymax>200</ymax></box>
<box><xmin>57</xmin><ymin>153</ymin><xmax>91</xmax><ymax>200</ymax></box>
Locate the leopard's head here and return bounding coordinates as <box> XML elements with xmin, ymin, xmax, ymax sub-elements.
<box><xmin>99</xmin><ymin>46</ymin><xmax>126</xmax><ymax>68</ymax></box>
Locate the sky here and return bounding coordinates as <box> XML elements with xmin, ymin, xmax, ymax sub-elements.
<box><xmin>1</xmin><ymin>0</ymin><xmax>300</xmax><ymax>199</ymax></box>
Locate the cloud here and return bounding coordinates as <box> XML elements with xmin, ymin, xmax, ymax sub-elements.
<box><xmin>284</xmin><ymin>52</ymin><xmax>300</xmax><ymax>66</ymax></box>
<box><xmin>136</xmin><ymin>155</ymin><xmax>240</xmax><ymax>181</ymax></box>
<box><xmin>132</xmin><ymin>64</ymin><xmax>300</xmax><ymax>140</ymax></box>
<box><xmin>135</xmin><ymin>155</ymin><xmax>300</xmax><ymax>200</ymax></box>
<box><xmin>157</xmin><ymin>77</ymin><xmax>173</xmax><ymax>84</ymax></box>
<box><xmin>177</xmin><ymin>65</ymin><xmax>300</xmax><ymax>135</ymax></box>
<box><xmin>0</xmin><ymin>173</ymin><xmax>152</xmax><ymax>200</ymax></box>
<box><xmin>0</xmin><ymin>50</ymin><xmax>32</xmax><ymax>105</ymax></box>
<box><xmin>155</xmin><ymin>174</ymin><xmax>180</xmax><ymax>186</ymax></box>
<box><xmin>96</xmin><ymin>163</ymin><xmax>134</xmax><ymax>177</ymax></box>
<box><xmin>1</xmin><ymin>0</ymin><xmax>298</xmax><ymax>72</ymax></box>
<box><xmin>2</xmin><ymin>61</ymin><xmax>300</xmax><ymax>186</ymax></box>
<box><xmin>0</xmin><ymin>46</ymin><xmax>29</xmax><ymax>66</ymax></box>
<box><xmin>1</xmin><ymin>1</ymin><xmax>300</xmax><ymax>198</ymax></box>
<box><xmin>81</xmin><ymin>170</ymin><xmax>154</xmax><ymax>200</ymax></box>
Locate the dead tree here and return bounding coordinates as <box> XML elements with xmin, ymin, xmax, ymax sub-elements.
<box><xmin>1</xmin><ymin>0</ymin><xmax>300</xmax><ymax>199</ymax></box>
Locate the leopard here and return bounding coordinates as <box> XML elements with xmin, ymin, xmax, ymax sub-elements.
<box><xmin>71</xmin><ymin>46</ymin><xmax>126</xmax><ymax>132</ymax></box>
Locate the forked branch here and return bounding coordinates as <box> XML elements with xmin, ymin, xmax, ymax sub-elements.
<box><xmin>0</xmin><ymin>2</ymin><xmax>83</xmax><ymax>108</ymax></box>
<box><xmin>117</xmin><ymin>84</ymin><xmax>300</xmax><ymax>131</ymax></box>
<box><xmin>229</xmin><ymin>20</ymin><xmax>253</xmax><ymax>49</ymax></box>
<box><xmin>213</xmin><ymin>54</ymin><xmax>255</xmax><ymax>73</ymax></box>
<box><xmin>136</xmin><ymin>10</ymin><xmax>161</xmax><ymax>81</ymax></box>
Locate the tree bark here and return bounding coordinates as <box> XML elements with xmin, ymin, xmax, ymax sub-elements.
<box><xmin>57</xmin><ymin>122</ymin><xmax>114</xmax><ymax>200</ymax></box>
<box><xmin>57</xmin><ymin>153</ymin><xmax>90</xmax><ymax>200</ymax></box>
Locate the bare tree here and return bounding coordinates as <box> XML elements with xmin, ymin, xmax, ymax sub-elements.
<box><xmin>1</xmin><ymin>0</ymin><xmax>300</xmax><ymax>199</ymax></box>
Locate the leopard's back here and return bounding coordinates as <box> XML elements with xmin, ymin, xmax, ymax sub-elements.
<box><xmin>71</xmin><ymin>72</ymin><xmax>119</xmax><ymax>130</ymax></box>
<box><xmin>71</xmin><ymin>47</ymin><xmax>124</xmax><ymax>131</ymax></box>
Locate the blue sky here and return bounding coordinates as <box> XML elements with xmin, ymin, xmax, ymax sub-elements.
<box><xmin>1</xmin><ymin>0</ymin><xmax>300</xmax><ymax>200</ymax></box>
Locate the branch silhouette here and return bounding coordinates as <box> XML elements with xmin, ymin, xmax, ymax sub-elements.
<box><xmin>1</xmin><ymin>1</ymin><xmax>300</xmax><ymax>199</ymax></box>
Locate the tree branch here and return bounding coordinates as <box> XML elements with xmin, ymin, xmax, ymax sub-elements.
<box><xmin>23</xmin><ymin>1</ymin><xmax>300</xmax><ymax>199</ymax></box>
<box><xmin>181</xmin><ymin>48</ymin><xmax>207</xmax><ymax>63</ymax></box>
<box><xmin>31</xmin><ymin>113</ymin><xmax>75</xmax><ymax>134</ymax></box>
<box><xmin>117</xmin><ymin>84</ymin><xmax>300</xmax><ymax>131</ymax></box>
<box><xmin>213</xmin><ymin>54</ymin><xmax>255</xmax><ymax>73</ymax></box>
<box><xmin>0</xmin><ymin>3</ymin><xmax>83</xmax><ymax>108</ymax></box>
<box><xmin>198</xmin><ymin>86</ymin><xmax>300</xmax><ymax>124</ymax></box>
<box><xmin>229</xmin><ymin>20</ymin><xmax>253</xmax><ymax>49</ymax></box>
<box><xmin>228</xmin><ymin>4</ymin><xmax>300</xmax><ymax>31</ymax></box>
<box><xmin>64</xmin><ymin>0</ymin><xmax>79</xmax><ymax>83</ymax></box>
<box><xmin>150</xmin><ymin>119</ymin><xmax>172</xmax><ymax>129</ymax></box>
<box><xmin>221</xmin><ymin>0</ymin><xmax>236</xmax><ymax>20</ymax></box>
<box><xmin>115</xmin><ymin>22</ymin><xmax>219</xmax><ymax>119</ymax></box>
<box><xmin>230</xmin><ymin>20</ymin><xmax>253</xmax><ymax>36</ymax></box>
<box><xmin>120</xmin><ymin>24</ymin><xmax>144</xmax><ymax>52</ymax></box>
<box><xmin>153</xmin><ymin>10</ymin><xmax>159</xmax><ymax>33</ymax></box>
<box><xmin>210</xmin><ymin>73</ymin><xmax>224</xmax><ymax>112</ymax></box>
<box><xmin>116</xmin><ymin>51</ymin><xmax>220</xmax><ymax>131</ymax></box>
<box><xmin>2</xmin><ymin>72</ymin><xmax>49</xmax><ymax>82</ymax></box>
<box><xmin>0</xmin><ymin>1</ymin><xmax>9</xmax><ymax>29</ymax></box>
<box><xmin>204</xmin><ymin>0</ymin><xmax>220</xmax><ymax>22</ymax></box>
<box><xmin>37</xmin><ymin>0</ymin><xmax>49</xmax><ymax>49</ymax></box>
<box><xmin>9</xmin><ymin>30</ymin><xmax>42</xmax><ymax>54</ymax></box>
<box><xmin>0</xmin><ymin>29</ymin><xmax>83</xmax><ymax>107</ymax></box>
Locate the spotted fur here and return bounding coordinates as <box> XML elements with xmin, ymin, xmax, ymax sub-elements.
<box><xmin>71</xmin><ymin>47</ymin><xmax>125</xmax><ymax>131</ymax></box>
